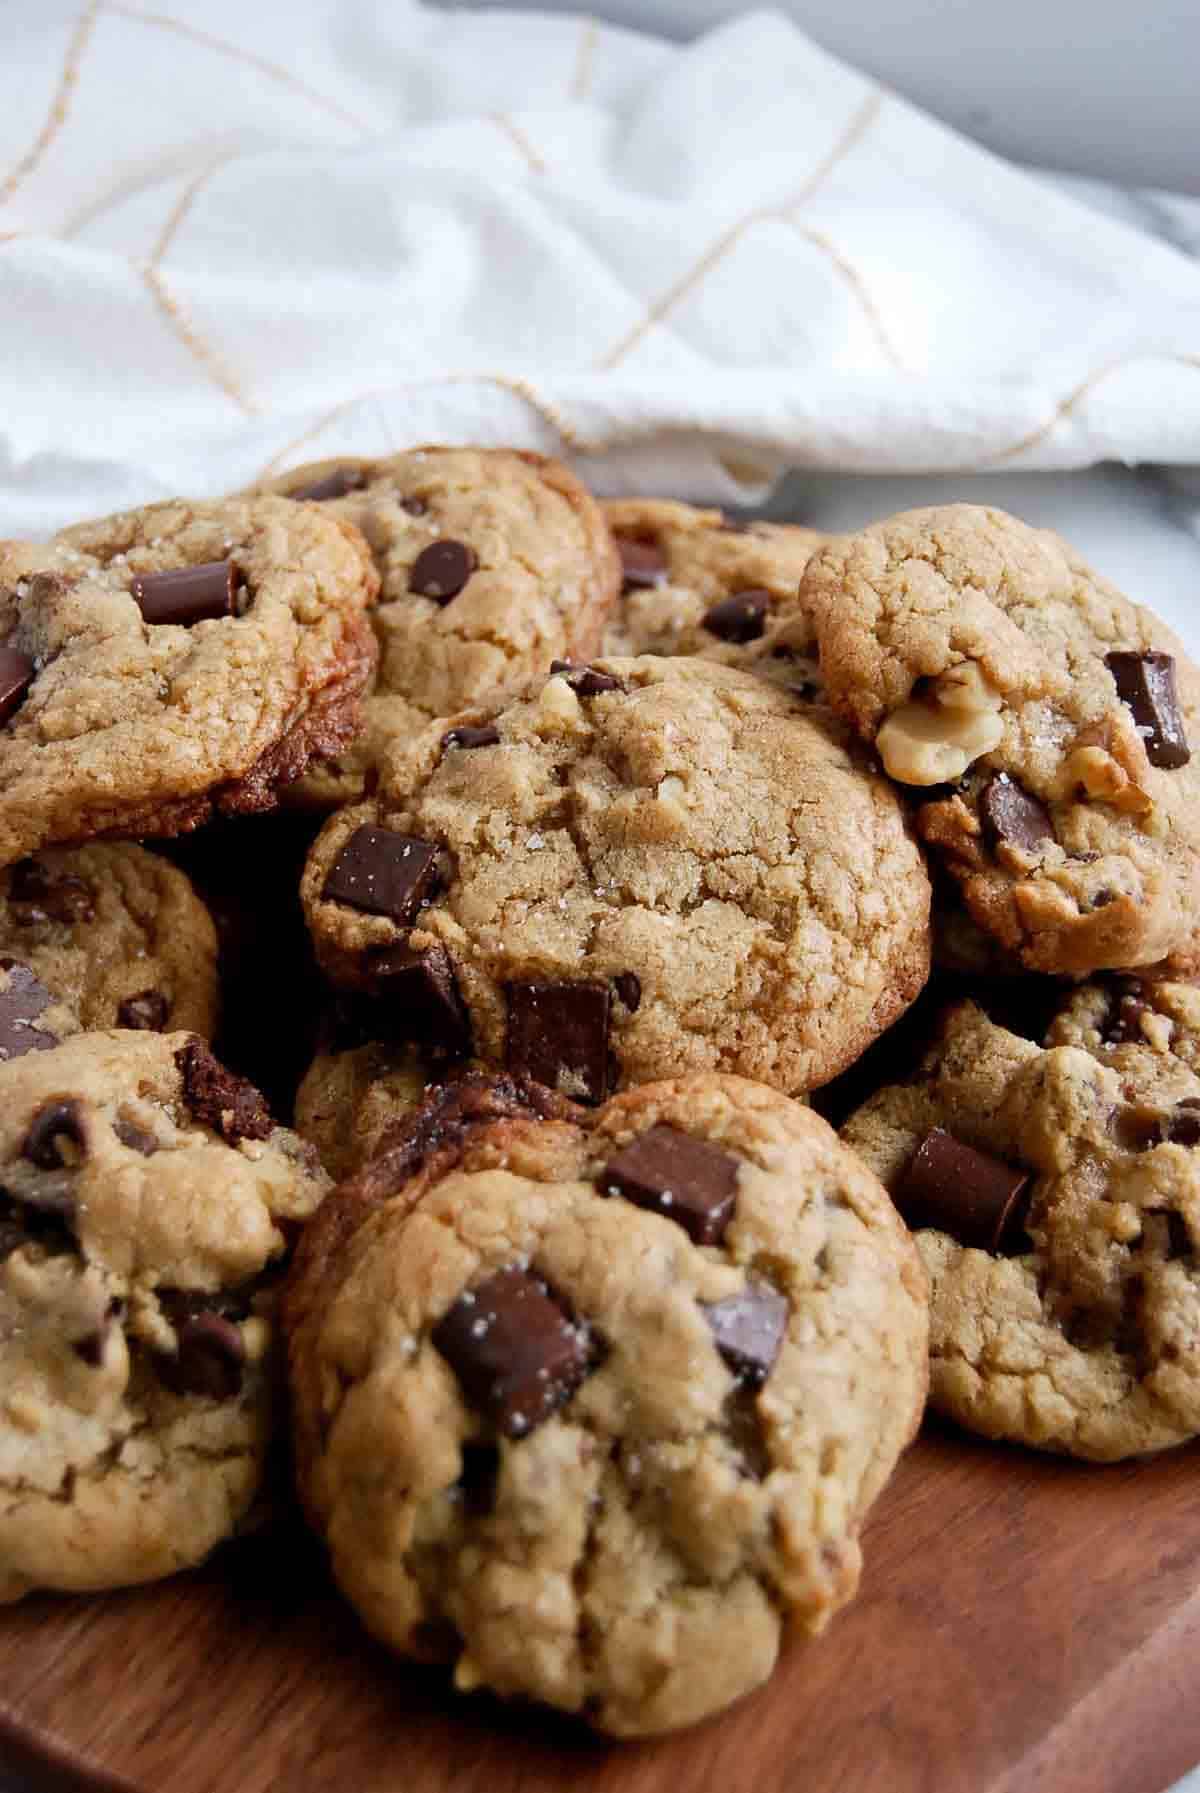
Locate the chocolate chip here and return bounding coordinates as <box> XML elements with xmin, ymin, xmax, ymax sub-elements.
<box><xmin>157</xmin><ymin>1313</ymin><xmax>245</xmax><ymax>1401</ymax></box>
<box><xmin>505</xmin><ymin>980</ymin><xmax>611</xmax><ymax>1104</ymax></box>
<box><xmin>1167</xmin><ymin>1105</ymin><xmax>1200</xmax><ymax>1147</ymax></box>
<box><xmin>400</xmin><ymin>495</ymin><xmax>429</xmax><ymax>516</ymax></box>
<box><xmin>22</xmin><ymin>1099</ymin><xmax>87</xmax><ymax>1169</ymax></box>
<box><xmin>432</xmin><ymin>1266</ymin><xmax>591</xmax><ymax>1438</ymax></box>
<box><xmin>615</xmin><ymin>536</ymin><xmax>667</xmax><ymax>592</ymax></box>
<box><xmin>549</xmin><ymin>660</ymin><xmax>624</xmax><ymax>698</ymax></box>
<box><xmin>131</xmin><ymin>561</ymin><xmax>238</xmax><ymax>626</ymax></box>
<box><xmin>894</xmin><ymin>1130</ymin><xmax>1031</xmax><ymax>1253</ymax></box>
<box><xmin>1105</xmin><ymin>990</ymin><xmax>1149</xmax><ymax>1045</ymax></box>
<box><xmin>599</xmin><ymin>1125</ymin><xmax>740</xmax><ymax>1245</ymax></box>
<box><xmin>1111</xmin><ymin>1103</ymin><xmax>1167</xmax><ymax>1152</ymax></box>
<box><xmin>613</xmin><ymin>972</ymin><xmax>641</xmax><ymax>1013</ymax></box>
<box><xmin>371</xmin><ymin>941</ymin><xmax>471</xmax><ymax>1057</ymax></box>
<box><xmin>174</xmin><ymin>1038</ymin><xmax>273</xmax><ymax>1143</ymax></box>
<box><xmin>73</xmin><ymin>1330</ymin><xmax>107</xmax><ymax>1367</ymax></box>
<box><xmin>702</xmin><ymin>1281</ymin><xmax>788</xmax><ymax>1385</ymax></box>
<box><xmin>1106</xmin><ymin>650</ymin><xmax>1190</xmax><ymax>769</ymax></box>
<box><xmin>113</xmin><ymin>1117</ymin><xmax>159</xmax><ymax>1156</ymax></box>
<box><xmin>117</xmin><ymin>989</ymin><xmax>169</xmax><ymax>1032</ymax></box>
<box><xmin>321</xmin><ymin>826</ymin><xmax>441</xmax><ymax>924</ymax></box>
<box><xmin>701</xmin><ymin>588</ymin><xmax>771</xmax><ymax>644</ymax></box>
<box><xmin>0</xmin><ymin>644</ymin><xmax>35</xmax><ymax>726</ymax></box>
<box><xmin>979</xmin><ymin>774</ymin><xmax>1054</xmax><ymax>854</ymax></box>
<box><xmin>409</xmin><ymin>540</ymin><xmax>476</xmax><ymax>604</ymax></box>
<box><xmin>0</xmin><ymin>958</ymin><xmax>57</xmax><ymax>1061</ymax></box>
<box><xmin>441</xmin><ymin>724</ymin><xmax>500</xmax><ymax>754</ymax></box>
<box><xmin>7</xmin><ymin>858</ymin><xmax>94</xmax><ymax>926</ymax></box>
<box><xmin>289</xmin><ymin>466</ymin><xmax>366</xmax><ymax>502</ymax></box>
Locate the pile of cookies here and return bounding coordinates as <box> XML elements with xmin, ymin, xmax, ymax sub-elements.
<box><xmin>1</xmin><ymin>449</ymin><xmax>1197</xmax><ymax>1736</ymax></box>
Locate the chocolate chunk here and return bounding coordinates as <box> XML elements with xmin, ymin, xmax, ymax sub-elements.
<box><xmin>549</xmin><ymin>660</ymin><xmax>623</xmax><ymax>698</ymax></box>
<box><xmin>979</xmin><ymin>774</ymin><xmax>1054</xmax><ymax>855</ymax></box>
<box><xmin>371</xmin><ymin>941</ymin><xmax>471</xmax><ymax>1056</ymax></box>
<box><xmin>0</xmin><ymin>958</ymin><xmax>57</xmax><ymax>1061</ymax></box>
<box><xmin>113</xmin><ymin>1117</ymin><xmax>159</xmax><ymax>1156</ymax></box>
<box><xmin>131</xmin><ymin>561</ymin><xmax>238</xmax><ymax>626</ymax></box>
<box><xmin>613</xmin><ymin>971</ymin><xmax>641</xmax><ymax>1013</ymax></box>
<box><xmin>73</xmin><ymin>1329</ymin><xmax>107</xmax><ymax>1368</ymax></box>
<box><xmin>432</xmin><ymin>1266</ymin><xmax>590</xmax><ymax>1438</ymax></box>
<box><xmin>505</xmin><ymin>980</ymin><xmax>611</xmax><ymax>1104</ymax></box>
<box><xmin>117</xmin><ymin>988</ymin><xmax>170</xmax><ymax>1032</ymax></box>
<box><xmin>0</xmin><ymin>644</ymin><xmax>35</xmax><ymax>726</ymax></box>
<box><xmin>1167</xmin><ymin>1104</ymin><xmax>1200</xmax><ymax>1147</ymax></box>
<box><xmin>7</xmin><ymin>858</ymin><xmax>94</xmax><ymax>926</ymax></box>
<box><xmin>289</xmin><ymin>466</ymin><xmax>366</xmax><ymax>502</ymax></box>
<box><xmin>409</xmin><ymin>540</ymin><xmax>476</xmax><ymax>604</ymax></box>
<box><xmin>599</xmin><ymin>1124</ymin><xmax>740</xmax><ymax>1245</ymax></box>
<box><xmin>22</xmin><ymin>1098</ymin><xmax>87</xmax><ymax>1169</ymax></box>
<box><xmin>1106</xmin><ymin>650</ymin><xmax>1190</xmax><ymax>769</ymax></box>
<box><xmin>441</xmin><ymin>724</ymin><xmax>500</xmax><ymax>754</ymax></box>
<box><xmin>702</xmin><ymin>1281</ymin><xmax>788</xmax><ymax>1386</ymax></box>
<box><xmin>701</xmin><ymin>588</ymin><xmax>771</xmax><ymax>644</ymax></box>
<box><xmin>894</xmin><ymin>1129</ymin><xmax>1031</xmax><ymax>1253</ymax></box>
<box><xmin>615</xmin><ymin>536</ymin><xmax>667</xmax><ymax>592</ymax></box>
<box><xmin>157</xmin><ymin>1312</ymin><xmax>245</xmax><ymax>1401</ymax></box>
<box><xmin>174</xmin><ymin>1037</ymin><xmax>273</xmax><ymax>1143</ymax></box>
<box><xmin>1105</xmin><ymin>990</ymin><xmax>1149</xmax><ymax>1046</ymax></box>
<box><xmin>322</xmin><ymin>826</ymin><xmax>441</xmax><ymax>923</ymax></box>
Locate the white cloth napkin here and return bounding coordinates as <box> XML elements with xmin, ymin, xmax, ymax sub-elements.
<box><xmin>2</xmin><ymin>0</ymin><xmax>1200</xmax><ymax>537</ymax></box>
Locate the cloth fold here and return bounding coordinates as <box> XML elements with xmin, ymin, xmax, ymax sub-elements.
<box><xmin>2</xmin><ymin>0</ymin><xmax>1199</xmax><ymax>534</ymax></box>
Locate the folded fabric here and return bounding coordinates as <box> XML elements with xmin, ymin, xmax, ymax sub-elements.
<box><xmin>1</xmin><ymin>0</ymin><xmax>1199</xmax><ymax>534</ymax></box>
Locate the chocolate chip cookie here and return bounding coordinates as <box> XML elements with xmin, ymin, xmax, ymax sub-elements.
<box><xmin>602</xmin><ymin>499</ymin><xmax>822</xmax><ymax>680</ymax></box>
<box><xmin>0</xmin><ymin>844</ymin><xmax>218</xmax><ymax>1038</ymax></box>
<box><xmin>295</xmin><ymin>1018</ymin><xmax>435</xmax><ymax>1180</ymax></box>
<box><xmin>1047</xmin><ymin>974</ymin><xmax>1200</xmax><ymax>1076</ymax></box>
<box><xmin>285</xmin><ymin>1071</ymin><xmax>927</xmax><ymax>1735</ymax></box>
<box><xmin>0</xmin><ymin>1030</ymin><xmax>329</xmax><ymax>1601</ymax></box>
<box><xmin>843</xmin><ymin>999</ymin><xmax>1200</xmax><ymax>1459</ymax></box>
<box><xmin>0</xmin><ymin>497</ymin><xmax>378</xmax><ymax>865</ymax></box>
<box><xmin>301</xmin><ymin>656</ymin><xmax>932</xmax><ymax>1099</ymax></box>
<box><xmin>803</xmin><ymin>505</ymin><xmax>1200</xmax><ymax>975</ymax></box>
<box><xmin>258</xmin><ymin>449</ymin><xmax>621</xmax><ymax>805</ymax></box>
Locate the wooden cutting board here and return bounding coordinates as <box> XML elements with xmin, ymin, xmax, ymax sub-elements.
<box><xmin>2</xmin><ymin>1422</ymin><xmax>1199</xmax><ymax>1793</ymax></box>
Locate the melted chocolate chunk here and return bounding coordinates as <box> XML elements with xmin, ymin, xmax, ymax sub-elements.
<box><xmin>1106</xmin><ymin>650</ymin><xmax>1190</xmax><ymax>770</ymax></box>
<box><xmin>113</xmin><ymin>1116</ymin><xmax>159</xmax><ymax>1157</ymax></box>
<box><xmin>321</xmin><ymin>826</ymin><xmax>441</xmax><ymax>924</ymax></box>
<box><xmin>7</xmin><ymin>858</ymin><xmax>94</xmax><ymax>926</ymax></box>
<box><xmin>599</xmin><ymin>1124</ymin><xmax>739</xmax><ymax>1245</ymax></box>
<box><xmin>612</xmin><ymin>971</ymin><xmax>641</xmax><ymax>1013</ymax></box>
<box><xmin>979</xmin><ymin>774</ymin><xmax>1054</xmax><ymax>854</ymax></box>
<box><xmin>409</xmin><ymin>540</ymin><xmax>476</xmax><ymax>604</ymax></box>
<box><xmin>289</xmin><ymin>466</ymin><xmax>366</xmax><ymax>502</ymax></box>
<box><xmin>894</xmin><ymin>1129</ymin><xmax>1031</xmax><ymax>1253</ymax></box>
<box><xmin>371</xmin><ymin>941</ymin><xmax>471</xmax><ymax>1057</ymax></box>
<box><xmin>615</xmin><ymin>536</ymin><xmax>667</xmax><ymax>592</ymax></box>
<box><xmin>441</xmin><ymin>724</ymin><xmax>500</xmax><ymax>754</ymax></box>
<box><xmin>0</xmin><ymin>958</ymin><xmax>58</xmax><ymax>1061</ymax></box>
<box><xmin>22</xmin><ymin>1098</ymin><xmax>87</xmax><ymax>1169</ymax></box>
<box><xmin>157</xmin><ymin>1312</ymin><xmax>246</xmax><ymax>1401</ymax></box>
<box><xmin>432</xmin><ymin>1266</ymin><xmax>591</xmax><ymax>1438</ymax></box>
<box><xmin>131</xmin><ymin>562</ymin><xmax>238</xmax><ymax>626</ymax></box>
<box><xmin>505</xmin><ymin>980</ymin><xmax>611</xmax><ymax>1105</ymax></box>
<box><xmin>702</xmin><ymin>1280</ymin><xmax>788</xmax><ymax>1385</ymax></box>
<box><xmin>0</xmin><ymin>644</ymin><xmax>35</xmax><ymax>726</ymax></box>
<box><xmin>1105</xmin><ymin>987</ymin><xmax>1149</xmax><ymax>1046</ymax></box>
<box><xmin>549</xmin><ymin>660</ymin><xmax>624</xmax><ymax>698</ymax></box>
<box><xmin>174</xmin><ymin>1038</ymin><xmax>273</xmax><ymax>1143</ymax></box>
<box><xmin>701</xmin><ymin>588</ymin><xmax>770</xmax><ymax>644</ymax></box>
<box><xmin>117</xmin><ymin>989</ymin><xmax>170</xmax><ymax>1032</ymax></box>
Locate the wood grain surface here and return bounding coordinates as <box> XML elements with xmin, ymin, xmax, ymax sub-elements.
<box><xmin>2</xmin><ymin>1422</ymin><xmax>1199</xmax><ymax>1793</ymax></box>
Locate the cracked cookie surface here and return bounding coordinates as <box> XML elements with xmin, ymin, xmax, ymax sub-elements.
<box><xmin>803</xmin><ymin>505</ymin><xmax>1200</xmax><ymax>974</ymax></box>
<box><xmin>0</xmin><ymin>1029</ymin><xmax>329</xmax><ymax>1600</ymax></box>
<box><xmin>0</xmin><ymin>497</ymin><xmax>378</xmax><ymax>865</ymax></box>
<box><xmin>258</xmin><ymin>449</ymin><xmax>620</xmax><ymax>806</ymax></box>
<box><xmin>0</xmin><ymin>844</ymin><xmax>218</xmax><ymax>1038</ymax></box>
<box><xmin>302</xmin><ymin>656</ymin><xmax>932</xmax><ymax>1098</ymax></box>
<box><xmin>285</xmin><ymin>1072</ymin><xmax>927</xmax><ymax>1735</ymax></box>
<box><xmin>843</xmin><ymin>999</ymin><xmax>1200</xmax><ymax>1459</ymax></box>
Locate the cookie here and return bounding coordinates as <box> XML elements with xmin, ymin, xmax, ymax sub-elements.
<box><xmin>601</xmin><ymin>500</ymin><xmax>822</xmax><ymax>682</ymax></box>
<box><xmin>0</xmin><ymin>1029</ymin><xmax>329</xmax><ymax>1601</ymax></box>
<box><xmin>0</xmin><ymin>497</ymin><xmax>378</xmax><ymax>865</ymax></box>
<box><xmin>1047</xmin><ymin>974</ymin><xmax>1200</xmax><ymax>1077</ymax></box>
<box><xmin>0</xmin><ymin>844</ymin><xmax>218</xmax><ymax>1039</ymax></box>
<box><xmin>843</xmin><ymin>999</ymin><xmax>1200</xmax><ymax>1459</ymax></box>
<box><xmin>301</xmin><ymin>656</ymin><xmax>932</xmax><ymax>1099</ymax></box>
<box><xmin>295</xmin><ymin>1022</ymin><xmax>432</xmax><ymax>1180</ymax></box>
<box><xmin>803</xmin><ymin>505</ymin><xmax>1200</xmax><ymax>975</ymax></box>
<box><xmin>285</xmin><ymin>1071</ymin><xmax>927</xmax><ymax>1735</ymax></box>
<box><xmin>258</xmin><ymin>449</ymin><xmax>621</xmax><ymax>805</ymax></box>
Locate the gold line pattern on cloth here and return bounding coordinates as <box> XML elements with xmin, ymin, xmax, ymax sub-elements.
<box><xmin>780</xmin><ymin>219</ymin><xmax>906</xmax><ymax>370</ymax></box>
<box><xmin>105</xmin><ymin>2</ymin><xmax>375</xmax><ymax>137</ymax></box>
<box><xmin>975</xmin><ymin>352</ymin><xmax>1200</xmax><ymax>466</ymax></box>
<box><xmin>256</xmin><ymin>396</ymin><xmax>367</xmax><ymax>481</ymax></box>
<box><xmin>571</xmin><ymin>18</ymin><xmax>599</xmax><ymax>100</ymax></box>
<box><xmin>489</xmin><ymin>113</ymin><xmax>546</xmax><ymax>177</ymax></box>
<box><xmin>0</xmin><ymin>0</ymin><xmax>100</xmax><ymax>210</ymax></box>
<box><xmin>140</xmin><ymin>266</ymin><xmax>257</xmax><ymax>416</ymax></box>
<box><xmin>149</xmin><ymin>156</ymin><xmax>229</xmax><ymax>266</ymax></box>
<box><xmin>596</xmin><ymin>91</ymin><xmax>883</xmax><ymax>371</ymax></box>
